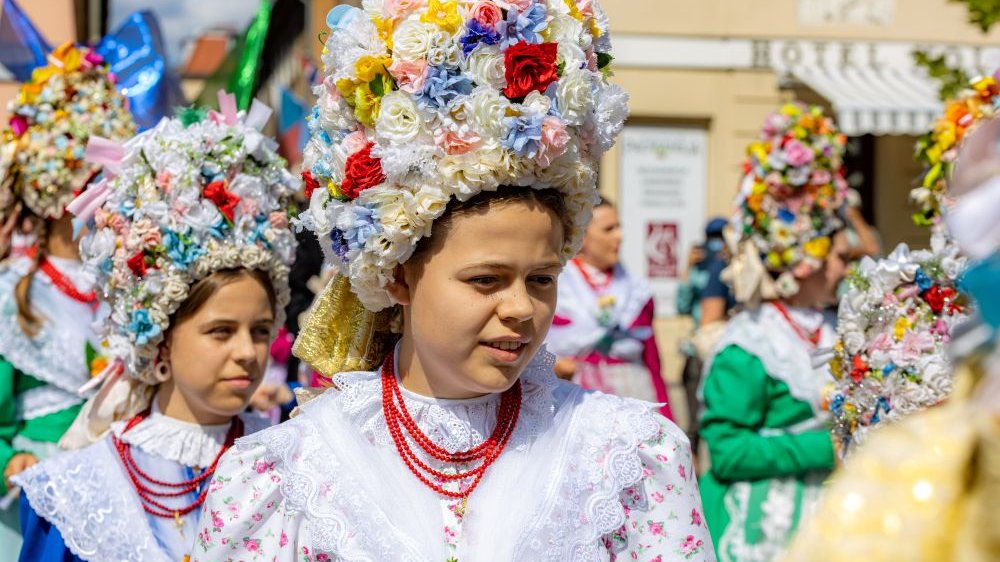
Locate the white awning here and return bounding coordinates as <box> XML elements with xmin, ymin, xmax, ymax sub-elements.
<box><xmin>786</xmin><ymin>65</ymin><xmax>943</xmax><ymax>136</ymax></box>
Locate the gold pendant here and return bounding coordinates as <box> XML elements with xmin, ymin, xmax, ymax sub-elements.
<box><xmin>174</xmin><ymin>510</ymin><xmax>185</xmax><ymax>538</ymax></box>
<box><xmin>456</xmin><ymin>497</ymin><xmax>468</xmax><ymax>518</ymax></box>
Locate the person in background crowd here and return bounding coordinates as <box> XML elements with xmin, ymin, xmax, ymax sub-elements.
<box><xmin>14</xmin><ymin>97</ymin><xmax>299</xmax><ymax>562</ymax></box>
<box><xmin>547</xmin><ymin>197</ymin><xmax>674</xmax><ymax>420</ymax></box>
<box><xmin>699</xmin><ymin>103</ymin><xmax>852</xmax><ymax>562</ymax></box>
<box><xmin>677</xmin><ymin>217</ymin><xmax>736</xmax><ymax>453</ymax></box>
<box><xmin>779</xmin><ymin>114</ymin><xmax>1000</xmax><ymax>562</ymax></box>
<box><xmin>0</xmin><ymin>43</ymin><xmax>135</xmax><ymax>558</ymax></box>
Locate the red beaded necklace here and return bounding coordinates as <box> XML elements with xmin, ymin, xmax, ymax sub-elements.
<box><xmin>112</xmin><ymin>410</ymin><xmax>243</xmax><ymax>525</ymax></box>
<box><xmin>381</xmin><ymin>351</ymin><xmax>521</xmax><ymax>500</ymax></box>
<box><xmin>572</xmin><ymin>257</ymin><xmax>614</xmax><ymax>293</ymax></box>
<box><xmin>38</xmin><ymin>255</ymin><xmax>98</xmax><ymax>307</ymax></box>
<box><xmin>771</xmin><ymin>301</ymin><xmax>822</xmax><ymax>346</ymax></box>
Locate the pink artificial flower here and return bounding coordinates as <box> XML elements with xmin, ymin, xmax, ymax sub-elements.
<box><xmin>585</xmin><ymin>47</ymin><xmax>598</xmax><ymax>72</ymax></box>
<box><xmin>155</xmin><ymin>170</ymin><xmax>172</xmax><ymax>190</ymax></box>
<box><xmin>269</xmin><ymin>211</ymin><xmax>289</xmax><ymax>229</ymax></box>
<box><xmin>810</xmin><ymin>168</ymin><xmax>832</xmax><ymax>186</ymax></box>
<box><xmin>897</xmin><ymin>284</ymin><xmax>920</xmax><ymax>301</ymax></box>
<box><xmin>868</xmin><ymin>332</ymin><xmax>894</xmax><ymax>353</ymax></box>
<box><xmin>384</xmin><ymin>0</ymin><xmax>426</xmax><ymax>22</ymax></box>
<box><xmin>342</xmin><ymin>131</ymin><xmax>370</xmax><ymax>156</ymax></box>
<box><xmin>434</xmin><ymin>127</ymin><xmax>481</xmax><ymax>155</ymax></box>
<box><xmin>900</xmin><ymin>331</ymin><xmax>935</xmax><ymax>360</ymax></box>
<box><xmin>576</xmin><ymin>0</ymin><xmax>595</xmax><ymax>17</ymax></box>
<box><xmin>783</xmin><ymin>139</ymin><xmax>815</xmax><ymax>167</ymax></box>
<box><xmin>470</xmin><ymin>1</ymin><xmax>503</xmax><ymax>26</ymax></box>
<box><xmin>536</xmin><ymin>116</ymin><xmax>569</xmax><ymax>167</ymax></box>
<box><xmin>389</xmin><ymin>59</ymin><xmax>429</xmax><ymax>95</ymax></box>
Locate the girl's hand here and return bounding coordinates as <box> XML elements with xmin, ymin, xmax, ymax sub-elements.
<box><xmin>4</xmin><ymin>452</ymin><xmax>38</xmax><ymax>490</ymax></box>
<box><xmin>249</xmin><ymin>383</ymin><xmax>293</xmax><ymax>412</ymax></box>
<box><xmin>553</xmin><ymin>358</ymin><xmax>577</xmax><ymax>380</ymax></box>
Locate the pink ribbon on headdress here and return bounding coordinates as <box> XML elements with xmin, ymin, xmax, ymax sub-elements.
<box><xmin>77</xmin><ymin>357</ymin><xmax>124</xmax><ymax>396</ymax></box>
<box><xmin>218</xmin><ymin>90</ymin><xmax>238</xmax><ymax>125</ymax></box>
<box><xmin>67</xmin><ymin>178</ymin><xmax>111</xmax><ymax>223</ymax></box>
<box><xmin>84</xmin><ymin>136</ymin><xmax>125</xmax><ymax>176</ymax></box>
<box><xmin>245</xmin><ymin>99</ymin><xmax>273</xmax><ymax>131</ymax></box>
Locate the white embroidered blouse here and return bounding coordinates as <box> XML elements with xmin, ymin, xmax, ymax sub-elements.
<box><xmin>192</xmin><ymin>350</ymin><xmax>715</xmax><ymax>562</ymax></box>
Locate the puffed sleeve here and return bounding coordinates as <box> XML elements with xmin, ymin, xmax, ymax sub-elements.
<box><xmin>192</xmin><ymin>439</ymin><xmax>319</xmax><ymax>562</ymax></box>
<box><xmin>18</xmin><ymin>491</ymin><xmax>84</xmax><ymax>562</ymax></box>
<box><xmin>604</xmin><ymin>416</ymin><xmax>716</xmax><ymax>562</ymax></box>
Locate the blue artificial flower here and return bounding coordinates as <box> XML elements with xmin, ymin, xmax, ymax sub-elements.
<box><xmin>163</xmin><ymin>228</ymin><xmax>206</xmax><ymax>267</ymax></box>
<box><xmin>208</xmin><ymin>217</ymin><xmax>230</xmax><ymax>239</ymax></box>
<box><xmin>460</xmin><ymin>19</ymin><xmax>502</xmax><ymax>56</ymax></box>
<box><xmin>129</xmin><ymin>309</ymin><xmax>162</xmax><ymax>346</ymax></box>
<box><xmin>248</xmin><ymin>214</ymin><xmax>272</xmax><ymax>248</ymax></box>
<box><xmin>777</xmin><ymin>209</ymin><xmax>796</xmax><ymax>223</ymax></box>
<box><xmin>498</xmin><ymin>3</ymin><xmax>547</xmax><ymax>48</ymax></box>
<box><xmin>419</xmin><ymin>66</ymin><xmax>474</xmax><ymax>109</ymax></box>
<box><xmin>344</xmin><ymin>205</ymin><xmax>381</xmax><ymax>251</ymax></box>
<box><xmin>330</xmin><ymin>229</ymin><xmax>351</xmax><ymax>262</ymax></box>
<box><xmin>830</xmin><ymin>394</ymin><xmax>844</xmax><ymax>415</ymax></box>
<box><xmin>119</xmin><ymin>200</ymin><xmax>137</xmax><ymax>219</ymax></box>
<box><xmin>914</xmin><ymin>268</ymin><xmax>933</xmax><ymax>291</ymax></box>
<box><xmin>502</xmin><ymin>112</ymin><xmax>544</xmax><ymax>158</ymax></box>
<box><xmin>201</xmin><ymin>163</ymin><xmax>223</xmax><ymax>180</ymax></box>
<box><xmin>882</xmin><ymin>362</ymin><xmax>896</xmax><ymax>375</ymax></box>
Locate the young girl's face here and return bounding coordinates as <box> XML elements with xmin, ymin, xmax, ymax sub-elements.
<box><xmin>393</xmin><ymin>198</ymin><xmax>564</xmax><ymax>398</ymax></box>
<box><xmin>158</xmin><ymin>274</ymin><xmax>275</xmax><ymax>424</ymax></box>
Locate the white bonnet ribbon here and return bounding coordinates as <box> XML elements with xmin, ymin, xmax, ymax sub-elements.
<box><xmin>59</xmin><ymin>361</ymin><xmax>155</xmax><ymax>450</ymax></box>
<box><xmin>945</xmin><ymin>175</ymin><xmax>1000</xmax><ymax>260</ymax></box>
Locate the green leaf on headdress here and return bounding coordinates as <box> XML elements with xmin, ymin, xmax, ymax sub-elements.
<box><xmin>85</xmin><ymin>341</ymin><xmax>98</xmax><ymax>369</ymax></box>
<box><xmin>922</xmin><ymin>162</ymin><xmax>942</xmax><ymax>188</ymax></box>
<box><xmin>177</xmin><ymin>106</ymin><xmax>208</xmax><ymax>127</ymax></box>
<box><xmin>597</xmin><ymin>52</ymin><xmax>614</xmax><ymax>70</ymax></box>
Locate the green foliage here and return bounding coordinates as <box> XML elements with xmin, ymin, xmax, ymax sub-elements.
<box><xmin>913</xmin><ymin>50</ymin><xmax>971</xmax><ymax>101</ymax></box>
<box><xmin>950</xmin><ymin>0</ymin><xmax>1000</xmax><ymax>32</ymax></box>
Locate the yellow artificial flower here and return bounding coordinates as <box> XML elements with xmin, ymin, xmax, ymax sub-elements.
<box><xmin>803</xmin><ymin>236</ymin><xmax>831</xmax><ymax>259</ymax></box>
<box><xmin>598</xmin><ymin>295</ymin><xmax>616</xmax><ymax>309</ymax></box>
<box><xmin>781</xmin><ymin>247</ymin><xmax>796</xmax><ymax>265</ymax></box>
<box><xmin>355</xmin><ymin>55</ymin><xmax>392</xmax><ymax>83</ymax></box>
<box><xmin>90</xmin><ymin>356</ymin><xmax>109</xmax><ymax>377</ymax></box>
<box><xmin>327</xmin><ymin>180</ymin><xmax>344</xmax><ymax>199</ymax></box>
<box><xmin>893</xmin><ymin>317</ymin><xmax>912</xmax><ymax>341</ymax></box>
<box><xmin>766</xmin><ymin>251</ymin><xmax>783</xmax><ymax>269</ymax></box>
<box><xmin>373</xmin><ymin>17</ymin><xmax>395</xmax><ymax>50</ymax></box>
<box><xmin>780</xmin><ymin>103</ymin><xmax>801</xmax><ymax>117</ymax></box>
<box><xmin>353</xmin><ymin>83</ymin><xmax>381</xmax><ymax>127</ymax></box>
<box><xmin>563</xmin><ymin>0</ymin><xmax>585</xmax><ymax>21</ymax></box>
<box><xmin>749</xmin><ymin>141</ymin><xmax>769</xmax><ymax>163</ymax></box>
<box><xmin>421</xmin><ymin>0</ymin><xmax>461</xmax><ymax>34</ymax></box>
<box><xmin>337</xmin><ymin>78</ymin><xmax>358</xmax><ymax>101</ymax></box>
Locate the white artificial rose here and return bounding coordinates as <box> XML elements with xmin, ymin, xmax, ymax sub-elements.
<box><xmin>376</xmin><ymin>91</ymin><xmax>423</xmax><ymax>143</ymax></box>
<box><xmin>556</xmin><ymin>69</ymin><xmax>595</xmax><ymax>126</ymax></box>
<box><xmin>593</xmin><ymin>81</ymin><xmax>629</xmax><ymax>153</ymax></box>
<box><xmin>521</xmin><ymin>91</ymin><xmax>551</xmax><ymax>116</ymax></box>
<box><xmin>393</xmin><ymin>19</ymin><xmax>438</xmax><ymax>61</ymax></box>
<box><xmin>464</xmin><ymin>45</ymin><xmax>506</xmax><ymax>90</ymax></box>
<box><xmin>465</xmin><ymin>87</ymin><xmax>511</xmax><ymax>138</ymax></box>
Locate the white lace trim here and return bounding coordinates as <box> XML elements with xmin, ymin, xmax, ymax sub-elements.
<box><xmin>238</xmin><ymin>347</ymin><xmax>664</xmax><ymax>560</ymax></box>
<box><xmin>12</xmin><ymin>439</ymin><xmax>171</xmax><ymax>562</ymax></box>
<box><xmin>707</xmin><ymin>304</ymin><xmax>835</xmax><ymax>413</ymax></box>
<box><xmin>331</xmin><ymin>345</ymin><xmax>559</xmax><ymax>454</ymax></box>
<box><xmin>113</xmin><ymin>400</ymin><xmax>272</xmax><ymax>468</ymax></box>
<box><xmin>16</xmin><ymin>385</ymin><xmax>82</xmax><ymax>420</ymax></box>
<box><xmin>0</xmin><ymin>257</ymin><xmax>97</xmax><ymax>395</ymax></box>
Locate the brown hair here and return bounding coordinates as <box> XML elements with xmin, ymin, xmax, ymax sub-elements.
<box><xmin>15</xmin><ymin>214</ymin><xmax>49</xmax><ymax>337</ymax></box>
<box><xmin>170</xmin><ymin>268</ymin><xmax>278</xmax><ymax>327</ymax></box>
<box><xmin>410</xmin><ymin>185</ymin><xmax>569</xmax><ymax>263</ymax></box>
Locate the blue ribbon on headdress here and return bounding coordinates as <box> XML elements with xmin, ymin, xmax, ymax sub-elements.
<box><xmin>97</xmin><ymin>11</ymin><xmax>185</xmax><ymax>130</ymax></box>
<box><xmin>0</xmin><ymin>0</ymin><xmax>51</xmax><ymax>81</ymax></box>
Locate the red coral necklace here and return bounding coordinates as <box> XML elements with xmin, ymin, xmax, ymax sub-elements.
<box><xmin>381</xmin><ymin>351</ymin><xmax>521</xmax><ymax>501</ymax></box>
<box><xmin>112</xmin><ymin>410</ymin><xmax>243</xmax><ymax>527</ymax></box>
<box><xmin>39</xmin><ymin>255</ymin><xmax>97</xmax><ymax>307</ymax></box>
<box><xmin>771</xmin><ymin>301</ymin><xmax>822</xmax><ymax>346</ymax></box>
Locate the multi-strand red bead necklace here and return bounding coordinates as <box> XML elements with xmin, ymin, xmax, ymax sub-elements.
<box><xmin>771</xmin><ymin>301</ymin><xmax>822</xmax><ymax>347</ymax></box>
<box><xmin>572</xmin><ymin>257</ymin><xmax>614</xmax><ymax>292</ymax></box>
<box><xmin>112</xmin><ymin>410</ymin><xmax>243</xmax><ymax>528</ymax></box>
<box><xmin>381</xmin><ymin>352</ymin><xmax>521</xmax><ymax>501</ymax></box>
<box><xmin>39</xmin><ymin>255</ymin><xmax>98</xmax><ymax>308</ymax></box>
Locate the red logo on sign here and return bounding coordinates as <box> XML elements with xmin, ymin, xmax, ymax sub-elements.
<box><xmin>645</xmin><ymin>222</ymin><xmax>678</xmax><ymax>278</ymax></box>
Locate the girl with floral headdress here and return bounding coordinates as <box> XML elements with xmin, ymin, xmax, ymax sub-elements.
<box><xmin>194</xmin><ymin>2</ymin><xmax>713</xmax><ymax>561</ymax></box>
<box><xmin>0</xmin><ymin>43</ymin><xmax>135</xmax><ymax>555</ymax></box>
<box><xmin>11</xmin><ymin>93</ymin><xmax>300</xmax><ymax>562</ymax></box>
<box><xmin>698</xmin><ymin>103</ymin><xmax>852</xmax><ymax>562</ymax></box>
<box><xmin>779</xmin><ymin>113</ymin><xmax>1000</xmax><ymax>562</ymax></box>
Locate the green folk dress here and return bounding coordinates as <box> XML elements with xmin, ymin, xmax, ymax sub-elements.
<box><xmin>0</xmin><ymin>256</ymin><xmax>102</xmax><ymax>559</ymax></box>
<box><xmin>698</xmin><ymin>304</ymin><xmax>837</xmax><ymax>562</ymax></box>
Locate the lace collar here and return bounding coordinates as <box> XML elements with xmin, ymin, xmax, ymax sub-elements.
<box><xmin>112</xmin><ymin>398</ymin><xmax>270</xmax><ymax>468</ymax></box>
<box><xmin>331</xmin><ymin>345</ymin><xmax>559</xmax><ymax>453</ymax></box>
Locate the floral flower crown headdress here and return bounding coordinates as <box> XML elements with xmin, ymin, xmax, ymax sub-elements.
<box><xmin>828</xmin><ymin>235</ymin><xmax>969</xmax><ymax>457</ymax></box>
<box><xmin>296</xmin><ymin>0</ymin><xmax>628</xmax><ymax>313</ymax></box>
<box><xmin>912</xmin><ymin>74</ymin><xmax>1000</xmax><ymax>231</ymax></box>
<box><xmin>0</xmin><ymin>42</ymin><xmax>136</xmax><ymax>221</ymax></box>
<box><xmin>726</xmin><ymin>103</ymin><xmax>849</xmax><ymax>302</ymax></box>
<box><xmin>73</xmin><ymin>92</ymin><xmax>300</xmax><ymax>385</ymax></box>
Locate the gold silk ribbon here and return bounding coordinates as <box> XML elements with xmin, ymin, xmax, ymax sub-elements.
<box><xmin>293</xmin><ymin>274</ymin><xmax>398</xmax><ymax>382</ymax></box>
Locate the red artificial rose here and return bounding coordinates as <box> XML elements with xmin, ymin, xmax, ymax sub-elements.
<box><xmin>202</xmin><ymin>180</ymin><xmax>241</xmax><ymax>222</ymax></box>
<box><xmin>503</xmin><ymin>42</ymin><xmax>559</xmax><ymax>100</ymax></box>
<box><xmin>340</xmin><ymin>142</ymin><xmax>385</xmax><ymax>200</ymax></box>
<box><xmin>302</xmin><ymin>170</ymin><xmax>320</xmax><ymax>199</ymax></box>
<box><xmin>127</xmin><ymin>251</ymin><xmax>148</xmax><ymax>278</ymax></box>
<box><xmin>850</xmin><ymin>355</ymin><xmax>868</xmax><ymax>383</ymax></box>
<box><xmin>922</xmin><ymin>286</ymin><xmax>946</xmax><ymax>314</ymax></box>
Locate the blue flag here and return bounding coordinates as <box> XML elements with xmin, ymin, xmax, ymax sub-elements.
<box><xmin>98</xmin><ymin>11</ymin><xmax>185</xmax><ymax>130</ymax></box>
<box><xmin>0</xmin><ymin>0</ymin><xmax>51</xmax><ymax>81</ymax></box>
